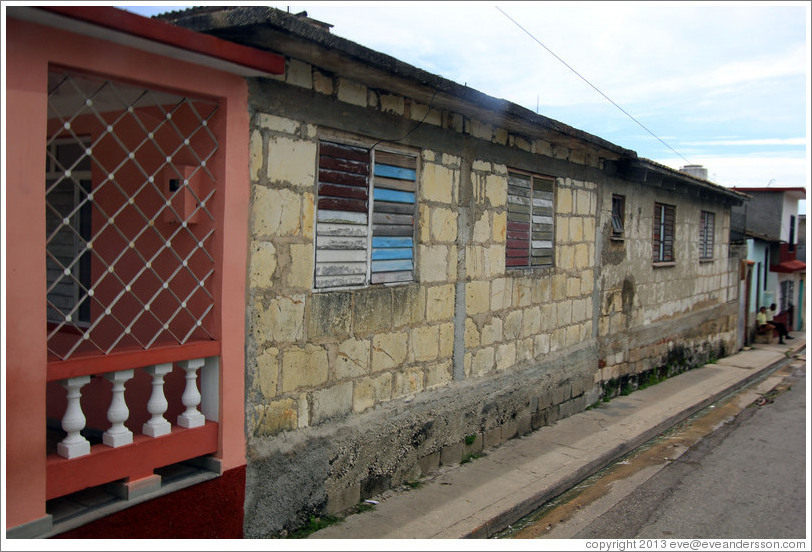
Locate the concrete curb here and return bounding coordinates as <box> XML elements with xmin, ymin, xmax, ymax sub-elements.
<box><xmin>463</xmin><ymin>340</ymin><xmax>805</xmax><ymax>538</ymax></box>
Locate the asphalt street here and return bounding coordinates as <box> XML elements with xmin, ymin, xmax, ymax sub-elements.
<box><xmin>569</xmin><ymin>358</ymin><xmax>807</xmax><ymax>539</ymax></box>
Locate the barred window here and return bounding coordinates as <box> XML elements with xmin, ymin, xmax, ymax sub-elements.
<box><xmin>506</xmin><ymin>171</ymin><xmax>555</xmax><ymax>268</ymax></box>
<box><xmin>653</xmin><ymin>202</ymin><xmax>675</xmax><ymax>263</ymax></box>
<box><xmin>315</xmin><ymin>140</ymin><xmax>417</xmax><ymax>289</ymax></box>
<box><xmin>45</xmin><ymin>68</ymin><xmax>220</xmax><ymax>360</ymax></box>
<box><xmin>611</xmin><ymin>194</ymin><xmax>625</xmax><ymax>238</ymax></box>
<box><xmin>699</xmin><ymin>210</ymin><xmax>715</xmax><ymax>260</ymax></box>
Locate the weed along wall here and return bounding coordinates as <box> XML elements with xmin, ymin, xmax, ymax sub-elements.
<box><xmin>165</xmin><ymin>7</ymin><xmax>745</xmax><ymax>537</ymax></box>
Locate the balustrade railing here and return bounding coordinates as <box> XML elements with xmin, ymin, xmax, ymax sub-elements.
<box><xmin>46</xmin><ymin>344</ymin><xmax>220</xmax><ymax>500</ymax></box>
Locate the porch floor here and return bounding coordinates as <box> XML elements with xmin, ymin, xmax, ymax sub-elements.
<box><xmin>43</xmin><ymin>460</ymin><xmax>218</xmax><ymax>538</ymax></box>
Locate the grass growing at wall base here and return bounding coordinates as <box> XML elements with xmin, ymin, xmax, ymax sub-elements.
<box><xmin>596</xmin><ymin>342</ymin><xmax>727</xmax><ymax>407</ymax></box>
<box><xmin>287</xmin><ymin>515</ymin><xmax>342</xmax><ymax>538</ymax></box>
<box><xmin>461</xmin><ymin>452</ymin><xmax>485</xmax><ymax>464</ymax></box>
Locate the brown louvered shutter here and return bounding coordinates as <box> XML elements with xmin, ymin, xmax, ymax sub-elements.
<box><xmin>507</xmin><ymin>172</ymin><xmax>532</xmax><ymax>267</ymax></box>
<box><xmin>507</xmin><ymin>172</ymin><xmax>554</xmax><ymax>268</ymax></box>
<box><xmin>315</xmin><ymin>141</ymin><xmax>370</xmax><ymax>288</ymax></box>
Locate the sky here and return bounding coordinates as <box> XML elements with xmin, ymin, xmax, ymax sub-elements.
<box><xmin>117</xmin><ymin>1</ymin><xmax>807</xmax><ymax>212</ymax></box>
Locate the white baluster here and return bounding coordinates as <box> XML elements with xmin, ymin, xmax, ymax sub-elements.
<box><xmin>142</xmin><ymin>363</ymin><xmax>173</xmax><ymax>437</ymax></box>
<box><xmin>57</xmin><ymin>375</ymin><xmax>92</xmax><ymax>459</ymax></box>
<box><xmin>103</xmin><ymin>369</ymin><xmax>134</xmax><ymax>447</ymax></box>
<box><xmin>177</xmin><ymin>358</ymin><xmax>205</xmax><ymax>428</ymax></box>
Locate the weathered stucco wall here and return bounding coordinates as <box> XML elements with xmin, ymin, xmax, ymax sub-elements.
<box><xmin>596</xmin><ymin>178</ymin><xmax>739</xmax><ymax>385</ymax></box>
<box><xmin>241</xmin><ymin>51</ymin><xmax>740</xmax><ymax>536</ymax></box>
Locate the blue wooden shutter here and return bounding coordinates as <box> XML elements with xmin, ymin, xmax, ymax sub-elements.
<box><xmin>315</xmin><ymin>141</ymin><xmax>370</xmax><ymax>288</ymax></box>
<box><xmin>371</xmin><ymin>150</ymin><xmax>416</xmax><ymax>284</ymax></box>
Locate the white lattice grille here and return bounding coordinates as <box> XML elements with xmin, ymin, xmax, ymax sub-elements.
<box><xmin>46</xmin><ymin>69</ymin><xmax>220</xmax><ymax>360</ymax></box>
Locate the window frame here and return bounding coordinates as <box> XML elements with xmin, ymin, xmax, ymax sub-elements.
<box><xmin>46</xmin><ymin>137</ymin><xmax>93</xmax><ymax>327</ymax></box>
<box><xmin>699</xmin><ymin>210</ymin><xmax>715</xmax><ymax>261</ymax></box>
<box><xmin>506</xmin><ymin>169</ymin><xmax>555</xmax><ymax>269</ymax></box>
<box><xmin>314</xmin><ymin>138</ymin><xmax>419</xmax><ymax>290</ymax></box>
<box><xmin>652</xmin><ymin>202</ymin><xmax>676</xmax><ymax>264</ymax></box>
<box><xmin>611</xmin><ymin>194</ymin><xmax>625</xmax><ymax>240</ymax></box>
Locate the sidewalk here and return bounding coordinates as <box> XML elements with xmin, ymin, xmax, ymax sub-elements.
<box><xmin>310</xmin><ymin>333</ymin><xmax>806</xmax><ymax>539</ymax></box>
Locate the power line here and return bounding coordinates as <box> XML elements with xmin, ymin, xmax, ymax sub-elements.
<box><xmin>496</xmin><ymin>6</ymin><xmax>693</xmax><ymax>165</ymax></box>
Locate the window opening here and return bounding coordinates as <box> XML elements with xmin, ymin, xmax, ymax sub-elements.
<box><xmin>789</xmin><ymin>215</ymin><xmax>796</xmax><ymax>252</ymax></box>
<box><xmin>764</xmin><ymin>249</ymin><xmax>769</xmax><ymax>291</ymax></box>
<box><xmin>506</xmin><ymin>171</ymin><xmax>555</xmax><ymax>268</ymax></box>
<box><xmin>47</xmin><ymin>139</ymin><xmax>93</xmax><ymax>325</ymax></box>
<box><xmin>315</xmin><ymin>140</ymin><xmax>417</xmax><ymax>289</ymax></box>
<box><xmin>699</xmin><ymin>210</ymin><xmax>715</xmax><ymax>260</ymax></box>
<box><xmin>611</xmin><ymin>195</ymin><xmax>625</xmax><ymax>238</ymax></box>
<box><xmin>653</xmin><ymin>202</ymin><xmax>675</xmax><ymax>263</ymax></box>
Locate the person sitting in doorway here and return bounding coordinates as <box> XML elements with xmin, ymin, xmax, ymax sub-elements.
<box><xmin>756</xmin><ymin>306</ymin><xmax>782</xmax><ymax>344</ymax></box>
<box><xmin>768</xmin><ymin>303</ymin><xmax>793</xmax><ymax>342</ymax></box>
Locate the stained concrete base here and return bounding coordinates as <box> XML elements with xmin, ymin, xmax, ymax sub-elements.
<box><xmin>309</xmin><ymin>334</ymin><xmax>805</xmax><ymax>539</ymax></box>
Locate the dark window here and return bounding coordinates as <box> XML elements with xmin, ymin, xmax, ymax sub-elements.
<box><xmin>764</xmin><ymin>249</ymin><xmax>769</xmax><ymax>290</ymax></box>
<box><xmin>611</xmin><ymin>195</ymin><xmax>625</xmax><ymax>238</ymax></box>
<box><xmin>789</xmin><ymin>215</ymin><xmax>796</xmax><ymax>252</ymax></box>
<box><xmin>506</xmin><ymin>171</ymin><xmax>555</xmax><ymax>268</ymax></box>
<box><xmin>46</xmin><ymin>139</ymin><xmax>92</xmax><ymax>325</ymax></box>
<box><xmin>653</xmin><ymin>203</ymin><xmax>675</xmax><ymax>263</ymax></box>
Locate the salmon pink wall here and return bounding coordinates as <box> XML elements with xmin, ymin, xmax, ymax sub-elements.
<box><xmin>5</xmin><ymin>19</ymin><xmax>50</xmax><ymax>533</ymax></box>
<box><xmin>5</xmin><ymin>16</ymin><xmax>250</xmax><ymax>531</ymax></box>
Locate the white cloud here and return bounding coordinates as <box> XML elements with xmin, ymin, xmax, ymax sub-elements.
<box><xmin>655</xmin><ymin>153</ymin><xmax>810</xmax><ymax>190</ymax></box>
<box><xmin>682</xmin><ymin>138</ymin><xmax>807</xmax><ymax>147</ymax></box>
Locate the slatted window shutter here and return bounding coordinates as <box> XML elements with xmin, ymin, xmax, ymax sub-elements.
<box><xmin>653</xmin><ymin>202</ymin><xmax>675</xmax><ymax>262</ymax></box>
<box><xmin>315</xmin><ymin>141</ymin><xmax>370</xmax><ymax>288</ymax></box>
<box><xmin>531</xmin><ymin>176</ymin><xmax>554</xmax><ymax>267</ymax></box>
<box><xmin>507</xmin><ymin>173</ymin><xmax>532</xmax><ymax>267</ymax></box>
<box><xmin>507</xmin><ymin>171</ymin><xmax>554</xmax><ymax>268</ymax></box>
<box><xmin>371</xmin><ymin>151</ymin><xmax>417</xmax><ymax>284</ymax></box>
<box><xmin>611</xmin><ymin>195</ymin><xmax>625</xmax><ymax>237</ymax></box>
<box><xmin>315</xmin><ymin>142</ymin><xmax>417</xmax><ymax>289</ymax></box>
<box><xmin>699</xmin><ymin>211</ymin><xmax>714</xmax><ymax>260</ymax></box>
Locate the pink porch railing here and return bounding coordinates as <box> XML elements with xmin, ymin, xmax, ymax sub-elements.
<box><xmin>46</xmin><ymin>340</ymin><xmax>220</xmax><ymax>501</ymax></box>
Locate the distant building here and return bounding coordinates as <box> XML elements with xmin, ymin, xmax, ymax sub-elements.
<box><xmin>730</xmin><ymin>187</ymin><xmax>806</xmax><ymax>340</ymax></box>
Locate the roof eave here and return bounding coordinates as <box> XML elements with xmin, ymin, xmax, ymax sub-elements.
<box><xmin>7</xmin><ymin>6</ymin><xmax>285</xmax><ymax>78</ymax></box>
<box><xmin>630</xmin><ymin>158</ymin><xmax>748</xmax><ymax>204</ymax></box>
<box><xmin>155</xmin><ymin>6</ymin><xmax>636</xmax><ymax>159</ymax></box>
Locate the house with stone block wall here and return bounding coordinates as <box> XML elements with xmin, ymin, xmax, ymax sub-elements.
<box><xmin>4</xmin><ymin>5</ymin><xmax>747</xmax><ymax>539</ymax></box>
<box><xmin>157</xmin><ymin>7</ymin><xmax>746</xmax><ymax>537</ymax></box>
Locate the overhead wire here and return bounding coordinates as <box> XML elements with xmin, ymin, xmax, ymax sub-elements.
<box><xmin>496</xmin><ymin>5</ymin><xmax>693</xmax><ymax>165</ymax></box>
